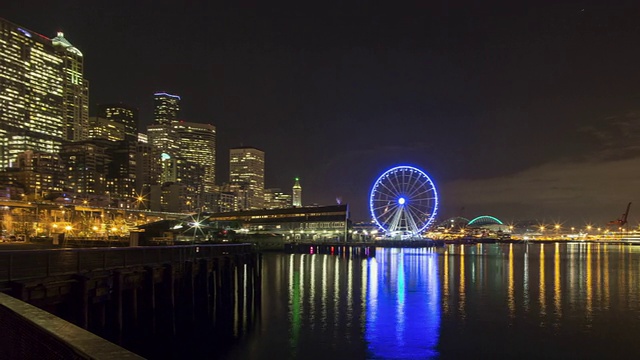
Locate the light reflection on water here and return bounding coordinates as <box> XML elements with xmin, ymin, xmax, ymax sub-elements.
<box><xmin>365</xmin><ymin>248</ymin><xmax>440</xmax><ymax>359</ymax></box>
<box><xmin>223</xmin><ymin>244</ymin><xmax>640</xmax><ymax>360</ymax></box>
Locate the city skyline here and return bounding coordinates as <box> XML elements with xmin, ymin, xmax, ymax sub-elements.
<box><xmin>4</xmin><ymin>2</ymin><xmax>640</xmax><ymax>224</ymax></box>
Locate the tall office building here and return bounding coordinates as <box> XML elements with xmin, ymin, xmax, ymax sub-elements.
<box><xmin>135</xmin><ymin>141</ymin><xmax>161</xmax><ymax>196</ymax></box>
<box><xmin>52</xmin><ymin>31</ymin><xmax>89</xmax><ymax>142</ymax></box>
<box><xmin>88</xmin><ymin>116</ymin><xmax>126</xmax><ymax>142</ymax></box>
<box><xmin>0</xmin><ymin>18</ymin><xmax>65</xmax><ymax>169</ymax></box>
<box><xmin>292</xmin><ymin>178</ymin><xmax>302</xmax><ymax>207</ymax></box>
<box><xmin>96</xmin><ymin>103</ymin><xmax>138</xmax><ymax>141</ymax></box>
<box><xmin>229</xmin><ymin>147</ymin><xmax>265</xmax><ymax>210</ymax></box>
<box><xmin>174</xmin><ymin>121</ymin><xmax>216</xmax><ymax>192</ymax></box>
<box><xmin>149</xmin><ymin>93</ymin><xmax>181</xmax><ymax>185</ymax></box>
<box><xmin>153</xmin><ymin>92</ymin><xmax>180</xmax><ymax>125</ymax></box>
<box><xmin>147</xmin><ymin>124</ymin><xmax>178</xmax><ymax>184</ymax></box>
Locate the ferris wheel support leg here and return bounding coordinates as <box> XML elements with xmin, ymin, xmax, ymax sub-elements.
<box><xmin>405</xmin><ymin>211</ymin><xmax>421</xmax><ymax>237</ymax></box>
<box><xmin>388</xmin><ymin>206</ymin><xmax>404</xmax><ymax>234</ymax></box>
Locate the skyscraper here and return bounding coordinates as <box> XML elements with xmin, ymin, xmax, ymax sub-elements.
<box><xmin>153</xmin><ymin>92</ymin><xmax>180</xmax><ymax>125</ymax></box>
<box><xmin>52</xmin><ymin>31</ymin><xmax>89</xmax><ymax>142</ymax></box>
<box><xmin>173</xmin><ymin>121</ymin><xmax>216</xmax><ymax>192</ymax></box>
<box><xmin>147</xmin><ymin>124</ymin><xmax>178</xmax><ymax>184</ymax></box>
<box><xmin>292</xmin><ymin>177</ymin><xmax>302</xmax><ymax>207</ymax></box>
<box><xmin>96</xmin><ymin>103</ymin><xmax>138</xmax><ymax>141</ymax></box>
<box><xmin>0</xmin><ymin>18</ymin><xmax>65</xmax><ymax>169</ymax></box>
<box><xmin>149</xmin><ymin>93</ymin><xmax>181</xmax><ymax>185</ymax></box>
<box><xmin>229</xmin><ymin>147</ymin><xmax>265</xmax><ymax>210</ymax></box>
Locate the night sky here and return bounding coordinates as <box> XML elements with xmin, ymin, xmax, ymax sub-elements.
<box><xmin>5</xmin><ymin>1</ymin><xmax>640</xmax><ymax>225</ymax></box>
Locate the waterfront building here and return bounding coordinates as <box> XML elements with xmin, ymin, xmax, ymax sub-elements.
<box><xmin>52</xmin><ymin>31</ymin><xmax>89</xmax><ymax>142</ymax></box>
<box><xmin>229</xmin><ymin>147</ymin><xmax>265</xmax><ymax>210</ymax></box>
<box><xmin>292</xmin><ymin>177</ymin><xmax>302</xmax><ymax>207</ymax></box>
<box><xmin>0</xmin><ymin>18</ymin><xmax>65</xmax><ymax>169</ymax></box>
<box><xmin>153</xmin><ymin>92</ymin><xmax>180</xmax><ymax>125</ymax></box>
<box><xmin>173</xmin><ymin>121</ymin><xmax>216</xmax><ymax>192</ymax></box>
<box><xmin>199</xmin><ymin>204</ymin><xmax>350</xmax><ymax>242</ymax></box>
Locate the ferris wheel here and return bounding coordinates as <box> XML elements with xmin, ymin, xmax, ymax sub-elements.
<box><xmin>369</xmin><ymin>165</ymin><xmax>439</xmax><ymax>238</ymax></box>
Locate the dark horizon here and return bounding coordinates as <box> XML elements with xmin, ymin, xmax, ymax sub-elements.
<box><xmin>5</xmin><ymin>1</ymin><xmax>640</xmax><ymax>225</ymax></box>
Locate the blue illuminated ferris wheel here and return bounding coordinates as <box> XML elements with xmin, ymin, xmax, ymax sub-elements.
<box><xmin>369</xmin><ymin>166</ymin><xmax>439</xmax><ymax>237</ymax></box>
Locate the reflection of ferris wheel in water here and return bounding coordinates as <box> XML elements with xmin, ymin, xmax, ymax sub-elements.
<box><xmin>369</xmin><ymin>166</ymin><xmax>439</xmax><ymax>238</ymax></box>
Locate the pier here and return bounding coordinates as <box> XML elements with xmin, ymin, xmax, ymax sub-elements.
<box><xmin>0</xmin><ymin>244</ymin><xmax>261</xmax><ymax>358</ymax></box>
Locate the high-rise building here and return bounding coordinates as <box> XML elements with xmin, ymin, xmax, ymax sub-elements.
<box><xmin>265</xmin><ymin>188</ymin><xmax>292</xmax><ymax>209</ymax></box>
<box><xmin>135</xmin><ymin>141</ymin><xmax>161</xmax><ymax>196</ymax></box>
<box><xmin>153</xmin><ymin>92</ymin><xmax>180</xmax><ymax>125</ymax></box>
<box><xmin>173</xmin><ymin>121</ymin><xmax>216</xmax><ymax>192</ymax></box>
<box><xmin>0</xmin><ymin>18</ymin><xmax>65</xmax><ymax>169</ymax></box>
<box><xmin>106</xmin><ymin>140</ymin><xmax>137</xmax><ymax>201</ymax></box>
<box><xmin>88</xmin><ymin>116</ymin><xmax>126</xmax><ymax>142</ymax></box>
<box><xmin>52</xmin><ymin>32</ymin><xmax>89</xmax><ymax>142</ymax></box>
<box><xmin>60</xmin><ymin>140</ymin><xmax>112</xmax><ymax>196</ymax></box>
<box><xmin>292</xmin><ymin>177</ymin><xmax>302</xmax><ymax>207</ymax></box>
<box><xmin>96</xmin><ymin>103</ymin><xmax>138</xmax><ymax>141</ymax></box>
<box><xmin>147</xmin><ymin>124</ymin><xmax>178</xmax><ymax>184</ymax></box>
<box><xmin>229</xmin><ymin>147</ymin><xmax>265</xmax><ymax>210</ymax></box>
<box><xmin>149</xmin><ymin>94</ymin><xmax>181</xmax><ymax>184</ymax></box>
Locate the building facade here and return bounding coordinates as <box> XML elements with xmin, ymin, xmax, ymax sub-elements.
<box><xmin>52</xmin><ymin>31</ymin><xmax>89</xmax><ymax>143</ymax></box>
<box><xmin>173</xmin><ymin>121</ymin><xmax>216</xmax><ymax>192</ymax></box>
<box><xmin>60</xmin><ymin>140</ymin><xmax>111</xmax><ymax>197</ymax></box>
<box><xmin>264</xmin><ymin>188</ymin><xmax>292</xmax><ymax>209</ymax></box>
<box><xmin>229</xmin><ymin>147</ymin><xmax>265</xmax><ymax>210</ymax></box>
<box><xmin>7</xmin><ymin>150</ymin><xmax>64</xmax><ymax>199</ymax></box>
<box><xmin>153</xmin><ymin>92</ymin><xmax>180</xmax><ymax>125</ymax></box>
<box><xmin>0</xmin><ymin>18</ymin><xmax>65</xmax><ymax>169</ymax></box>
<box><xmin>96</xmin><ymin>103</ymin><xmax>138</xmax><ymax>141</ymax></box>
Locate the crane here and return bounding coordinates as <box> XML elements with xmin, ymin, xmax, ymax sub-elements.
<box><xmin>607</xmin><ymin>202</ymin><xmax>632</xmax><ymax>227</ymax></box>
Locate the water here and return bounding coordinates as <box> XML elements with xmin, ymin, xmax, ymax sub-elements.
<box><xmin>220</xmin><ymin>243</ymin><xmax>640</xmax><ymax>359</ymax></box>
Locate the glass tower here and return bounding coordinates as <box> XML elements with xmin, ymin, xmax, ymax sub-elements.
<box><xmin>153</xmin><ymin>92</ymin><xmax>180</xmax><ymax>125</ymax></box>
<box><xmin>229</xmin><ymin>147</ymin><xmax>265</xmax><ymax>210</ymax></box>
<box><xmin>0</xmin><ymin>18</ymin><xmax>65</xmax><ymax>169</ymax></box>
<box><xmin>174</xmin><ymin>121</ymin><xmax>217</xmax><ymax>192</ymax></box>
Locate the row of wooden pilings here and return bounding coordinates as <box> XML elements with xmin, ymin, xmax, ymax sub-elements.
<box><xmin>9</xmin><ymin>249</ymin><xmax>262</xmax><ymax>356</ymax></box>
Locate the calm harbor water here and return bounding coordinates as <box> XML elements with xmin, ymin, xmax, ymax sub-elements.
<box><xmin>219</xmin><ymin>243</ymin><xmax>640</xmax><ymax>359</ymax></box>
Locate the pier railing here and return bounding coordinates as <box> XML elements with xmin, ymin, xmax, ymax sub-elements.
<box><xmin>0</xmin><ymin>244</ymin><xmax>254</xmax><ymax>285</ymax></box>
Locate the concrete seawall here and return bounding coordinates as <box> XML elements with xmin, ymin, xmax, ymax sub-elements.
<box><xmin>0</xmin><ymin>292</ymin><xmax>142</xmax><ymax>359</ymax></box>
